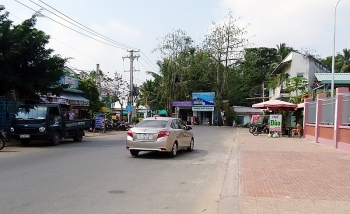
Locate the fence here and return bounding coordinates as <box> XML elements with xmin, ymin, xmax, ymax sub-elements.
<box><xmin>321</xmin><ymin>97</ymin><xmax>335</xmax><ymax>125</ymax></box>
<box><xmin>307</xmin><ymin>101</ymin><xmax>316</xmax><ymax>124</ymax></box>
<box><xmin>342</xmin><ymin>94</ymin><xmax>350</xmax><ymax>125</ymax></box>
<box><xmin>304</xmin><ymin>87</ymin><xmax>350</xmax><ymax>152</ymax></box>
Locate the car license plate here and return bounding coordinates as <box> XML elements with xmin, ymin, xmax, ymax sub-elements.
<box><xmin>20</xmin><ymin>134</ymin><xmax>30</xmax><ymax>138</ymax></box>
<box><xmin>138</xmin><ymin>134</ymin><xmax>149</xmax><ymax>140</ymax></box>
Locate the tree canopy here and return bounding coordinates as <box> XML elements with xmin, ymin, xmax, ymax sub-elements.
<box><xmin>0</xmin><ymin>12</ymin><xmax>68</xmax><ymax>99</ymax></box>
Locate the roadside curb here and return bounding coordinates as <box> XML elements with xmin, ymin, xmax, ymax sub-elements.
<box><xmin>218</xmin><ymin>128</ymin><xmax>240</xmax><ymax>214</ymax></box>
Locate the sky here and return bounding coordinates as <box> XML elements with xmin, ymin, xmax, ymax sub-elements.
<box><xmin>4</xmin><ymin>0</ymin><xmax>350</xmax><ymax>87</ymax></box>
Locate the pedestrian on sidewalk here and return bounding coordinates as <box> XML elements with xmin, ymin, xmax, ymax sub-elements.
<box><xmin>91</xmin><ymin>118</ymin><xmax>96</xmax><ymax>133</ymax></box>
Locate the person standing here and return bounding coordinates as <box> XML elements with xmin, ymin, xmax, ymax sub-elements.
<box><xmin>69</xmin><ymin>110</ymin><xmax>75</xmax><ymax>120</ymax></box>
<box><xmin>91</xmin><ymin>118</ymin><xmax>96</xmax><ymax>132</ymax></box>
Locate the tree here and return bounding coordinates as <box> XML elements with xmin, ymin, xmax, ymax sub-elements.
<box><xmin>269</xmin><ymin>43</ymin><xmax>296</xmax><ymax>71</ymax></box>
<box><xmin>234</xmin><ymin>47</ymin><xmax>278</xmax><ymax>105</ymax></box>
<box><xmin>152</xmin><ymin>30</ymin><xmax>195</xmax><ymax>115</ymax></box>
<box><xmin>0</xmin><ymin>12</ymin><xmax>69</xmax><ymax>99</ymax></box>
<box><xmin>202</xmin><ymin>11</ymin><xmax>250</xmax><ymax>111</ymax></box>
<box><xmin>75</xmin><ymin>70</ymin><xmax>103</xmax><ymax>114</ymax></box>
<box><xmin>101</xmin><ymin>72</ymin><xmax>129</xmax><ymax>117</ymax></box>
<box><xmin>286</xmin><ymin>76</ymin><xmax>309</xmax><ymax>97</ymax></box>
<box><xmin>336</xmin><ymin>48</ymin><xmax>350</xmax><ymax>73</ymax></box>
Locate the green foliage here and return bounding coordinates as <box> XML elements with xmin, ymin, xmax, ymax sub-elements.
<box><xmin>286</xmin><ymin>76</ymin><xmax>308</xmax><ymax>97</ymax></box>
<box><xmin>224</xmin><ymin>109</ymin><xmax>236</xmax><ymax>126</ymax></box>
<box><xmin>0</xmin><ymin>13</ymin><xmax>69</xmax><ymax>97</ymax></box>
<box><xmin>78</xmin><ymin>78</ymin><xmax>103</xmax><ymax>114</ymax></box>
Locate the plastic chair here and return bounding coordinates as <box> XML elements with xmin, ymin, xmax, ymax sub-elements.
<box><xmin>291</xmin><ymin>124</ymin><xmax>302</xmax><ymax>138</ymax></box>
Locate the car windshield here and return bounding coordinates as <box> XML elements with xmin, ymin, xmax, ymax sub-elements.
<box><xmin>135</xmin><ymin>120</ymin><xmax>168</xmax><ymax>128</ymax></box>
<box><xmin>15</xmin><ymin>106</ymin><xmax>48</xmax><ymax>119</ymax></box>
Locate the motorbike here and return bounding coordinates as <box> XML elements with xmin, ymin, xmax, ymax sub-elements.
<box><xmin>0</xmin><ymin>129</ymin><xmax>8</xmax><ymax>150</ymax></box>
<box><xmin>115</xmin><ymin>121</ymin><xmax>129</xmax><ymax>131</ymax></box>
<box><xmin>252</xmin><ymin>123</ymin><xmax>269</xmax><ymax>136</ymax></box>
<box><xmin>249</xmin><ymin>123</ymin><xmax>256</xmax><ymax>133</ymax></box>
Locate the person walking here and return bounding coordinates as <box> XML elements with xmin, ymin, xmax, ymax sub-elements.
<box><xmin>91</xmin><ymin>118</ymin><xmax>96</xmax><ymax>133</ymax></box>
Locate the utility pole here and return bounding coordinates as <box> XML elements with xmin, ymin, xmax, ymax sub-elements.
<box><xmin>96</xmin><ymin>64</ymin><xmax>101</xmax><ymax>101</ymax></box>
<box><xmin>122</xmin><ymin>50</ymin><xmax>139</xmax><ymax>123</ymax></box>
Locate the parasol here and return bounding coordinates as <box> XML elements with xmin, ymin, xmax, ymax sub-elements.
<box><xmin>252</xmin><ymin>99</ymin><xmax>297</xmax><ymax>111</ymax></box>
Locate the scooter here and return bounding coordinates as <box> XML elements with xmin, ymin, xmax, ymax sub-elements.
<box><xmin>252</xmin><ymin>124</ymin><xmax>269</xmax><ymax>136</ymax></box>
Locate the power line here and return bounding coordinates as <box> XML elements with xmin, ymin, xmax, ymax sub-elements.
<box><xmin>13</xmin><ymin>1</ymin><xmax>153</xmax><ymax>84</ymax></box>
<box><xmin>9</xmin><ymin>12</ymin><xmax>119</xmax><ymax>70</ymax></box>
<box><xmin>35</xmin><ymin>0</ymin><xmax>135</xmax><ymax>50</ymax></box>
<box><xmin>140</xmin><ymin>51</ymin><xmax>158</xmax><ymax>71</ymax></box>
<box><xmin>15</xmin><ymin>0</ymin><xmax>128</xmax><ymax>50</ymax></box>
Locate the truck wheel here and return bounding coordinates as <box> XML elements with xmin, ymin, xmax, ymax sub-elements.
<box><xmin>73</xmin><ymin>130</ymin><xmax>83</xmax><ymax>142</ymax></box>
<box><xmin>21</xmin><ymin>139</ymin><xmax>30</xmax><ymax>146</ymax></box>
<box><xmin>0</xmin><ymin>138</ymin><xmax>5</xmax><ymax>150</ymax></box>
<box><xmin>51</xmin><ymin>132</ymin><xmax>60</xmax><ymax>146</ymax></box>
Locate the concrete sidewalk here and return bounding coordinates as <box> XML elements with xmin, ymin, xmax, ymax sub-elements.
<box><xmin>235</xmin><ymin>128</ymin><xmax>350</xmax><ymax>214</ymax></box>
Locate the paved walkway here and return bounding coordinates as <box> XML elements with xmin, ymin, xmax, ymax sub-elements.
<box><xmin>236</xmin><ymin>128</ymin><xmax>350</xmax><ymax>214</ymax></box>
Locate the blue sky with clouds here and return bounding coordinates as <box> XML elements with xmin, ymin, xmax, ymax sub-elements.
<box><xmin>4</xmin><ymin>0</ymin><xmax>350</xmax><ymax>86</ymax></box>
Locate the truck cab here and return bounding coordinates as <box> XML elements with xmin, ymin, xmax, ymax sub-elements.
<box><xmin>10</xmin><ymin>104</ymin><xmax>90</xmax><ymax>146</ymax></box>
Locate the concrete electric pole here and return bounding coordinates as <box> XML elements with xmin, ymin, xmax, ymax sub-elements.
<box><xmin>122</xmin><ymin>50</ymin><xmax>139</xmax><ymax>123</ymax></box>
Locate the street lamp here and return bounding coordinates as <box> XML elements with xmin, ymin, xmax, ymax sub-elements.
<box><xmin>331</xmin><ymin>0</ymin><xmax>341</xmax><ymax>98</ymax></box>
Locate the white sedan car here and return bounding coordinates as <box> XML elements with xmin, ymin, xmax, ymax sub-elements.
<box><xmin>126</xmin><ymin>117</ymin><xmax>194</xmax><ymax>157</ymax></box>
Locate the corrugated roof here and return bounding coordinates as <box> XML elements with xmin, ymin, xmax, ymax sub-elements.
<box><xmin>230</xmin><ymin>106</ymin><xmax>263</xmax><ymax>114</ymax></box>
<box><xmin>315</xmin><ymin>73</ymin><xmax>350</xmax><ymax>84</ymax></box>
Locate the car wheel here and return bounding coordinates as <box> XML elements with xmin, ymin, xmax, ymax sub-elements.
<box><xmin>73</xmin><ymin>130</ymin><xmax>83</xmax><ymax>142</ymax></box>
<box><xmin>130</xmin><ymin>150</ymin><xmax>139</xmax><ymax>156</ymax></box>
<box><xmin>170</xmin><ymin>142</ymin><xmax>178</xmax><ymax>157</ymax></box>
<box><xmin>187</xmin><ymin>138</ymin><xmax>194</xmax><ymax>152</ymax></box>
<box><xmin>21</xmin><ymin>139</ymin><xmax>30</xmax><ymax>146</ymax></box>
<box><xmin>51</xmin><ymin>131</ymin><xmax>60</xmax><ymax>146</ymax></box>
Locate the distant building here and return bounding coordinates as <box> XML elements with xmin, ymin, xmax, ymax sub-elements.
<box><xmin>270</xmin><ymin>52</ymin><xmax>330</xmax><ymax>100</ymax></box>
<box><xmin>230</xmin><ymin>106</ymin><xmax>263</xmax><ymax>126</ymax></box>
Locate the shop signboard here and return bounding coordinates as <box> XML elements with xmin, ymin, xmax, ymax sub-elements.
<box><xmin>269</xmin><ymin>114</ymin><xmax>282</xmax><ymax>132</ymax></box>
<box><xmin>192</xmin><ymin>92</ymin><xmax>215</xmax><ymax>106</ymax></box>
<box><xmin>172</xmin><ymin>101</ymin><xmax>192</xmax><ymax>107</ymax></box>
<box><xmin>94</xmin><ymin>113</ymin><xmax>105</xmax><ymax>129</ymax></box>
<box><xmin>192</xmin><ymin>107</ymin><xmax>214</xmax><ymax>111</ymax></box>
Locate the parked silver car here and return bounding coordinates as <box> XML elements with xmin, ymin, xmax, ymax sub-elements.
<box><xmin>126</xmin><ymin>117</ymin><xmax>194</xmax><ymax>157</ymax></box>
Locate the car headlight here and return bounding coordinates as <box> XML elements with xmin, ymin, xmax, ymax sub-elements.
<box><xmin>39</xmin><ymin>127</ymin><xmax>46</xmax><ymax>132</ymax></box>
<box><xmin>10</xmin><ymin>127</ymin><xmax>14</xmax><ymax>132</ymax></box>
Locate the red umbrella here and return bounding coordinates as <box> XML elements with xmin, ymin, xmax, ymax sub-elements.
<box><xmin>252</xmin><ymin>99</ymin><xmax>297</xmax><ymax>111</ymax></box>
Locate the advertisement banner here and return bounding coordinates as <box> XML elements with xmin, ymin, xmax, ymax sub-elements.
<box><xmin>269</xmin><ymin>114</ymin><xmax>282</xmax><ymax>132</ymax></box>
<box><xmin>94</xmin><ymin>113</ymin><xmax>106</xmax><ymax>129</ymax></box>
<box><xmin>192</xmin><ymin>92</ymin><xmax>215</xmax><ymax>106</ymax></box>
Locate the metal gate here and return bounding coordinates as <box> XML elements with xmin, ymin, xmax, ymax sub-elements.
<box><xmin>0</xmin><ymin>97</ymin><xmax>16</xmax><ymax>131</ymax></box>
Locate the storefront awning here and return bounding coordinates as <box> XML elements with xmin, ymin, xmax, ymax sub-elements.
<box><xmin>60</xmin><ymin>92</ymin><xmax>89</xmax><ymax>102</ymax></box>
<box><xmin>39</xmin><ymin>92</ymin><xmax>89</xmax><ymax>106</ymax></box>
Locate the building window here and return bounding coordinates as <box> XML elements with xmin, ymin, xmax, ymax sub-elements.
<box><xmin>297</xmin><ymin>72</ymin><xmax>304</xmax><ymax>77</ymax></box>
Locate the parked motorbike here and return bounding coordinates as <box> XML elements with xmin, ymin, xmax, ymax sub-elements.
<box><xmin>249</xmin><ymin>123</ymin><xmax>256</xmax><ymax>133</ymax></box>
<box><xmin>252</xmin><ymin>123</ymin><xmax>269</xmax><ymax>136</ymax></box>
<box><xmin>0</xmin><ymin>129</ymin><xmax>8</xmax><ymax>150</ymax></box>
<box><xmin>115</xmin><ymin>121</ymin><xmax>129</xmax><ymax>131</ymax></box>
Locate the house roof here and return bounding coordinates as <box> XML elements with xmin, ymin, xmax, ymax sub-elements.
<box><xmin>270</xmin><ymin>51</ymin><xmax>330</xmax><ymax>76</ymax></box>
<box><xmin>314</xmin><ymin>73</ymin><xmax>350</xmax><ymax>84</ymax></box>
<box><xmin>230</xmin><ymin>106</ymin><xmax>263</xmax><ymax>115</ymax></box>
<box><xmin>270</xmin><ymin>60</ymin><xmax>292</xmax><ymax>76</ymax></box>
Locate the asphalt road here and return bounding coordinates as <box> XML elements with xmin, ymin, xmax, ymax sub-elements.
<box><xmin>0</xmin><ymin>126</ymin><xmax>238</xmax><ymax>214</ymax></box>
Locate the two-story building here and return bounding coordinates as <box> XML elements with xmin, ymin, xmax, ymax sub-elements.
<box><xmin>270</xmin><ymin>51</ymin><xmax>330</xmax><ymax>99</ymax></box>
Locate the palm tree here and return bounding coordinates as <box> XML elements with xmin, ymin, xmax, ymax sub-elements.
<box><xmin>336</xmin><ymin>48</ymin><xmax>350</xmax><ymax>73</ymax></box>
<box><xmin>286</xmin><ymin>76</ymin><xmax>308</xmax><ymax>97</ymax></box>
